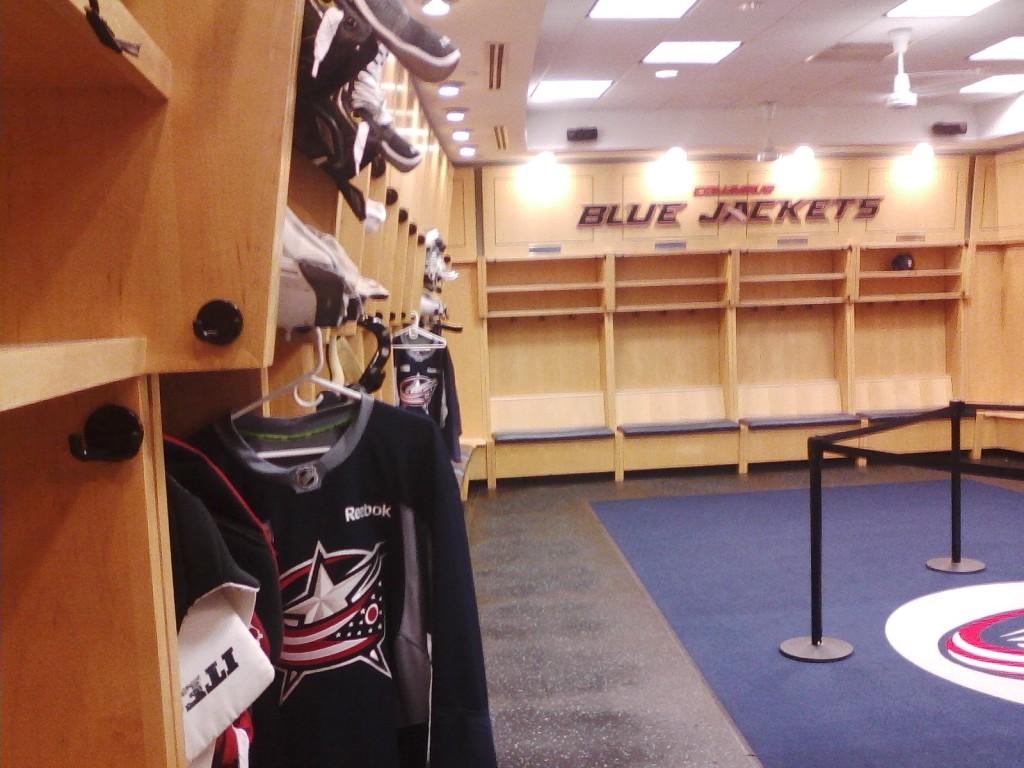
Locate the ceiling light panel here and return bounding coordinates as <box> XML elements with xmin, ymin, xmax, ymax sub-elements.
<box><xmin>886</xmin><ymin>0</ymin><xmax>1002</xmax><ymax>18</ymax></box>
<box><xmin>643</xmin><ymin>41</ymin><xmax>742</xmax><ymax>64</ymax></box>
<box><xmin>960</xmin><ymin>74</ymin><xmax>1024</xmax><ymax>94</ymax></box>
<box><xmin>970</xmin><ymin>37</ymin><xmax>1024</xmax><ymax>60</ymax></box>
<box><xmin>530</xmin><ymin>79</ymin><xmax>613</xmax><ymax>103</ymax></box>
<box><xmin>589</xmin><ymin>0</ymin><xmax>697</xmax><ymax>19</ymax></box>
<box><xmin>422</xmin><ymin>0</ymin><xmax>450</xmax><ymax>16</ymax></box>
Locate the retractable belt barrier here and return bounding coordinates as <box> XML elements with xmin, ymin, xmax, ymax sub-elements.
<box><xmin>780</xmin><ymin>400</ymin><xmax>1024</xmax><ymax>663</ymax></box>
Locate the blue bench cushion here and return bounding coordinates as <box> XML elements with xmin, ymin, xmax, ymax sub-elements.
<box><xmin>740</xmin><ymin>413</ymin><xmax>861</xmax><ymax>430</ymax></box>
<box><xmin>493</xmin><ymin>426</ymin><xmax>614</xmax><ymax>444</ymax></box>
<box><xmin>618</xmin><ymin>419</ymin><xmax>739</xmax><ymax>436</ymax></box>
<box><xmin>857</xmin><ymin>408</ymin><xmax>938</xmax><ymax>421</ymax></box>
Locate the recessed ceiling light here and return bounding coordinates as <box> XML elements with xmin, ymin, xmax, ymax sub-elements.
<box><xmin>588</xmin><ymin>0</ymin><xmax>697</xmax><ymax>19</ymax></box>
<box><xmin>970</xmin><ymin>36</ymin><xmax>1024</xmax><ymax>60</ymax></box>
<box><xmin>446</xmin><ymin>108</ymin><xmax>467</xmax><ymax>122</ymax></box>
<box><xmin>912</xmin><ymin>142</ymin><xmax>934</xmax><ymax>161</ymax></box>
<box><xmin>422</xmin><ymin>0</ymin><xmax>450</xmax><ymax>16</ymax></box>
<box><xmin>663</xmin><ymin>146</ymin><xmax>687</xmax><ymax>162</ymax></box>
<box><xmin>960</xmin><ymin>74</ymin><xmax>1024</xmax><ymax>94</ymax></box>
<box><xmin>452</xmin><ymin>129</ymin><xmax>471</xmax><ymax>142</ymax></box>
<box><xmin>793</xmin><ymin>145</ymin><xmax>815</xmax><ymax>162</ymax></box>
<box><xmin>886</xmin><ymin>0</ymin><xmax>1001</xmax><ymax>18</ymax></box>
<box><xmin>655</xmin><ymin>69</ymin><xmax>679</xmax><ymax>79</ymax></box>
<box><xmin>459</xmin><ymin>145</ymin><xmax>477</xmax><ymax>158</ymax></box>
<box><xmin>438</xmin><ymin>82</ymin><xmax>462</xmax><ymax>97</ymax></box>
<box><xmin>643</xmin><ymin>41</ymin><xmax>742</xmax><ymax>65</ymax></box>
<box><xmin>530</xmin><ymin>79</ymin><xmax>613</xmax><ymax>103</ymax></box>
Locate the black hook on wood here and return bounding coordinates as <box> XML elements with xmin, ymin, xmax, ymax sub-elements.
<box><xmin>85</xmin><ymin>0</ymin><xmax>141</xmax><ymax>56</ymax></box>
<box><xmin>69</xmin><ymin>404</ymin><xmax>144</xmax><ymax>462</ymax></box>
<box><xmin>356</xmin><ymin>314</ymin><xmax>392</xmax><ymax>394</ymax></box>
<box><xmin>193</xmin><ymin>299</ymin><xmax>244</xmax><ymax>345</ymax></box>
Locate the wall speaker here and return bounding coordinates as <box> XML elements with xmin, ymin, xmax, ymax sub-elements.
<box><xmin>931</xmin><ymin>122</ymin><xmax>968</xmax><ymax>136</ymax></box>
<box><xmin>567</xmin><ymin>127</ymin><xmax>598</xmax><ymax>142</ymax></box>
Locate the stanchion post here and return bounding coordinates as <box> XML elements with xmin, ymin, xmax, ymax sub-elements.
<box><xmin>950</xmin><ymin>399</ymin><xmax>963</xmax><ymax>563</ymax></box>
<box><xmin>779</xmin><ymin>437</ymin><xmax>853</xmax><ymax>662</ymax></box>
<box><xmin>809</xmin><ymin>437</ymin><xmax>824</xmax><ymax>644</ymax></box>
<box><xmin>926</xmin><ymin>400</ymin><xmax>985</xmax><ymax>574</ymax></box>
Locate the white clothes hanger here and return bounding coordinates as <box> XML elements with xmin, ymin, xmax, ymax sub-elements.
<box><xmin>231</xmin><ymin>327</ymin><xmax>362</xmax><ymax>421</ymax></box>
<box><xmin>392</xmin><ymin>312</ymin><xmax>447</xmax><ymax>350</ymax></box>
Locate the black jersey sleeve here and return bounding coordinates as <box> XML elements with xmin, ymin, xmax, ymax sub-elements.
<box><xmin>415</xmin><ymin>420</ymin><xmax>498</xmax><ymax>768</ymax></box>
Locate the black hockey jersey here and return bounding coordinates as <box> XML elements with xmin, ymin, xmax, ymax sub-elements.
<box><xmin>165</xmin><ymin>474</ymin><xmax>276</xmax><ymax>768</ymax></box>
<box><xmin>394</xmin><ymin>346</ymin><xmax>462</xmax><ymax>459</ymax></box>
<box><xmin>188</xmin><ymin>397</ymin><xmax>496</xmax><ymax>768</ymax></box>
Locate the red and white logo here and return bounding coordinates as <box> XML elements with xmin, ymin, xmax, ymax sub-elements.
<box><xmin>277</xmin><ymin>542</ymin><xmax>390</xmax><ymax>702</ymax></box>
<box><xmin>941</xmin><ymin>608</ymin><xmax>1024</xmax><ymax>679</ymax></box>
<box><xmin>399</xmin><ymin>374</ymin><xmax>437</xmax><ymax>409</ymax></box>
<box><xmin>886</xmin><ymin>582</ymin><xmax>1024</xmax><ymax>705</ymax></box>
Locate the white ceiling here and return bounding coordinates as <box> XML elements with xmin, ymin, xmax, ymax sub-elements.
<box><xmin>412</xmin><ymin>0</ymin><xmax>1024</xmax><ymax>162</ymax></box>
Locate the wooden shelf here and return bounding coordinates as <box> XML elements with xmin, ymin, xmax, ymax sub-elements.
<box><xmin>740</xmin><ymin>246</ymin><xmax>851</xmax><ymax>254</ymax></box>
<box><xmin>0</xmin><ymin>337</ymin><xmax>148</xmax><ymax>413</ymax></box>
<box><xmin>856</xmin><ymin>293</ymin><xmax>963</xmax><ymax>303</ymax></box>
<box><xmin>488</xmin><ymin>282</ymin><xmax>604</xmax><ymax>294</ymax></box>
<box><xmin>859</xmin><ymin>269</ymin><xmax>962</xmax><ymax>280</ymax></box>
<box><xmin>738</xmin><ymin>297</ymin><xmax>845</xmax><ymax>307</ymax></box>
<box><xmin>976</xmin><ymin>237</ymin><xmax>1024</xmax><ymax>248</ymax></box>
<box><xmin>740</xmin><ymin>273</ymin><xmax>846</xmax><ymax>284</ymax></box>
<box><xmin>487</xmin><ymin>253</ymin><xmax>606</xmax><ymax>263</ymax></box>
<box><xmin>861</xmin><ymin>242</ymin><xmax>964</xmax><ymax>251</ymax></box>
<box><xmin>1</xmin><ymin>0</ymin><xmax>172</xmax><ymax>100</ymax></box>
<box><xmin>488</xmin><ymin>308</ymin><xmax>605</xmax><ymax>319</ymax></box>
<box><xmin>617</xmin><ymin>277</ymin><xmax>727</xmax><ymax>289</ymax></box>
<box><xmin>616</xmin><ymin>302</ymin><xmax>727</xmax><ymax>313</ymax></box>
<box><xmin>615</xmin><ymin>250</ymin><xmax>729</xmax><ymax>258</ymax></box>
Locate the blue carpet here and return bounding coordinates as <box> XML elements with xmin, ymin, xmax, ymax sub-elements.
<box><xmin>592</xmin><ymin>480</ymin><xmax>1024</xmax><ymax>768</ymax></box>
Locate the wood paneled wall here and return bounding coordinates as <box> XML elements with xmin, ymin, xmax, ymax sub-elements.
<box><xmin>444</xmin><ymin>149</ymin><xmax>1024</xmax><ymax>482</ymax></box>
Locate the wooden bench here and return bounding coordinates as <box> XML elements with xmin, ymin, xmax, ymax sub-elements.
<box><xmin>737</xmin><ymin>380</ymin><xmax>855</xmax><ymax>473</ymax></box>
<box><xmin>853</xmin><ymin>375</ymin><xmax>958</xmax><ymax>460</ymax></box>
<box><xmin>493</xmin><ymin>426</ymin><xmax>615</xmax><ymax>443</ymax></box>
<box><xmin>618</xmin><ymin>419</ymin><xmax>738</xmax><ymax>436</ymax></box>
<box><xmin>452</xmin><ymin>437</ymin><xmax>486</xmax><ymax>502</ymax></box>
<box><xmin>971</xmin><ymin>409</ymin><xmax>1024</xmax><ymax>460</ymax></box>
<box><xmin>614</xmin><ymin>387</ymin><xmax>739</xmax><ymax>477</ymax></box>
<box><xmin>488</xmin><ymin>392</ymin><xmax>615</xmax><ymax>486</ymax></box>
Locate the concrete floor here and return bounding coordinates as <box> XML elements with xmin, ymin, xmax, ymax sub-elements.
<box><xmin>465</xmin><ymin>461</ymin><xmax>962</xmax><ymax>768</ymax></box>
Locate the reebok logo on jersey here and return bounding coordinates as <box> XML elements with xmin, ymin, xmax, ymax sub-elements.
<box><xmin>345</xmin><ymin>504</ymin><xmax>392</xmax><ymax>523</ymax></box>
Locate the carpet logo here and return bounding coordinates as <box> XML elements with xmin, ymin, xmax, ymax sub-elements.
<box><xmin>886</xmin><ymin>582</ymin><xmax>1024</xmax><ymax>704</ymax></box>
<box><xmin>941</xmin><ymin>609</ymin><xmax>1024</xmax><ymax>680</ymax></box>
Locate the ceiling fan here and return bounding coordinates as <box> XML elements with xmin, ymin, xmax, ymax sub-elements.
<box><xmin>756</xmin><ymin>101</ymin><xmax>779</xmax><ymax>162</ymax></box>
<box><xmin>884</xmin><ymin>27</ymin><xmax>985</xmax><ymax>109</ymax></box>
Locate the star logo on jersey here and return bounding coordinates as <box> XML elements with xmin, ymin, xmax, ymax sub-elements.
<box><xmin>399</xmin><ymin>374</ymin><xmax>438</xmax><ymax>409</ymax></box>
<box><xmin>887</xmin><ymin>582</ymin><xmax>1024</xmax><ymax>705</ymax></box>
<box><xmin>277</xmin><ymin>542</ymin><xmax>390</xmax><ymax>703</ymax></box>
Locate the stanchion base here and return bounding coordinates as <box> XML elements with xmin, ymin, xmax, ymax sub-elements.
<box><xmin>779</xmin><ymin>636</ymin><xmax>854</xmax><ymax>663</ymax></box>
<box><xmin>926</xmin><ymin>556</ymin><xmax>986</xmax><ymax>574</ymax></box>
